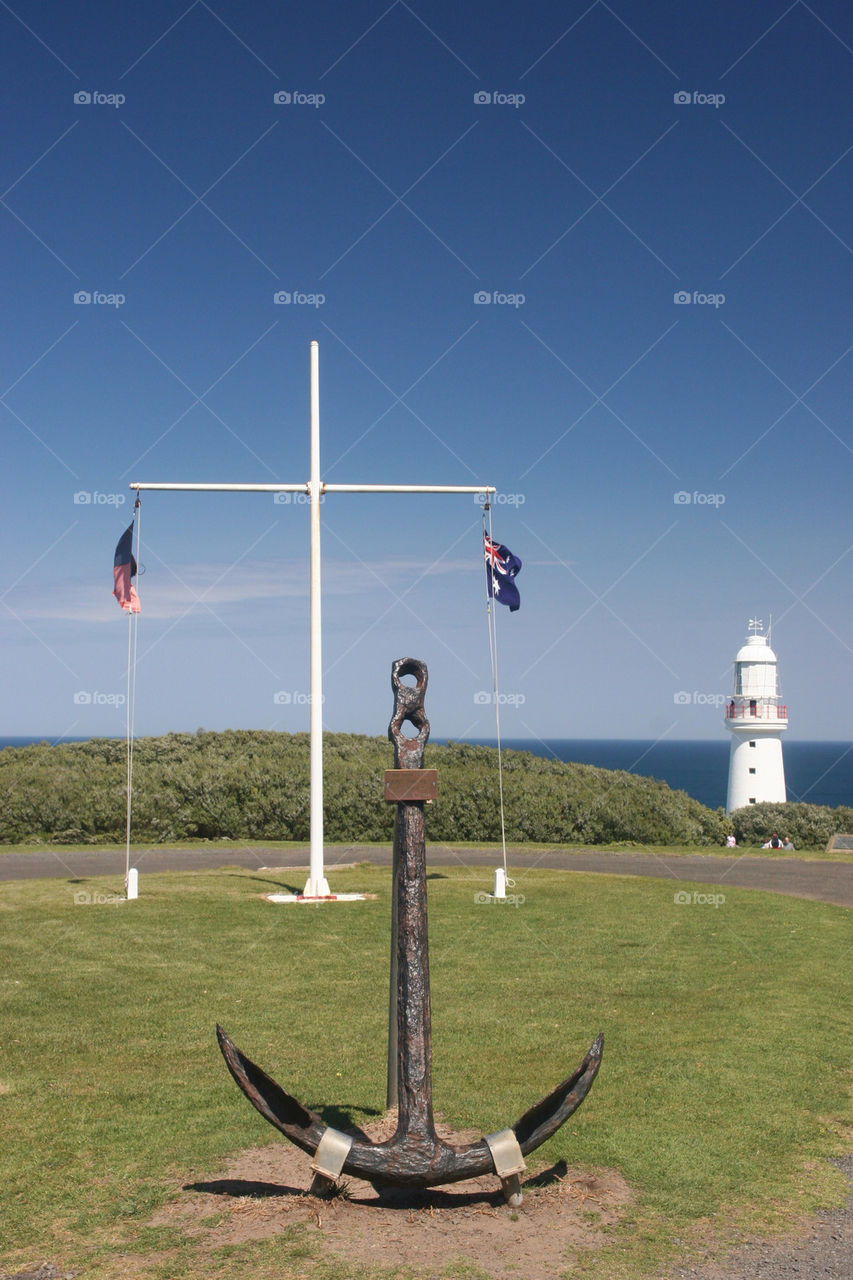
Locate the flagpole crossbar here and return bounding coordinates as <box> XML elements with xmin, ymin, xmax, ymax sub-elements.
<box><xmin>128</xmin><ymin>342</ymin><xmax>495</xmax><ymax>899</ymax></box>
<box><xmin>129</xmin><ymin>483</ymin><xmax>495</xmax><ymax>495</ymax></box>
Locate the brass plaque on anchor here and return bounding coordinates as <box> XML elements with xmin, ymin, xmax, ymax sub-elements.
<box><xmin>384</xmin><ymin>769</ymin><xmax>438</xmax><ymax>802</ymax></box>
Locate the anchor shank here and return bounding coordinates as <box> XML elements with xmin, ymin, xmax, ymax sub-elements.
<box><xmin>393</xmin><ymin>795</ymin><xmax>434</xmax><ymax>1140</ymax></box>
<box><xmin>386</xmin><ymin>657</ymin><xmax>437</xmax><ymax>1141</ymax></box>
<box><xmin>387</xmin><ymin>836</ymin><xmax>399</xmax><ymax>1108</ymax></box>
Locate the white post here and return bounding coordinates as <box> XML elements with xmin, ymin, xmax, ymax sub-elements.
<box><xmin>305</xmin><ymin>341</ymin><xmax>330</xmax><ymax>897</ymax></box>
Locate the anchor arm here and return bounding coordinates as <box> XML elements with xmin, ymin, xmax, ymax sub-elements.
<box><xmin>217</xmin><ymin>1025</ymin><xmax>325</xmax><ymax>1157</ymax></box>
<box><xmin>217</xmin><ymin>1020</ymin><xmax>604</xmax><ymax>1187</ymax></box>
<box><xmin>512</xmin><ymin>1031</ymin><xmax>603</xmax><ymax>1153</ymax></box>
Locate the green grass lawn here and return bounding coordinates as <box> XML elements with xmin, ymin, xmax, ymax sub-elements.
<box><xmin>1</xmin><ymin>864</ymin><xmax>851</xmax><ymax>1279</ymax></box>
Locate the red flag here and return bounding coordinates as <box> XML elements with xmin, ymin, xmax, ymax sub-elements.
<box><xmin>113</xmin><ymin>522</ymin><xmax>140</xmax><ymax>613</ymax></box>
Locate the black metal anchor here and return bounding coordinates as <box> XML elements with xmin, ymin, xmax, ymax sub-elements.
<box><xmin>217</xmin><ymin>657</ymin><xmax>602</xmax><ymax>1204</ymax></box>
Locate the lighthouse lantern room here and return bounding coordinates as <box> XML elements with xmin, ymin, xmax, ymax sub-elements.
<box><xmin>724</xmin><ymin>619</ymin><xmax>788</xmax><ymax>814</ymax></box>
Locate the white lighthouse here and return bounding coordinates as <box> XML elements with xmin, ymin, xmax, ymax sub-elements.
<box><xmin>724</xmin><ymin>619</ymin><xmax>787</xmax><ymax>813</ymax></box>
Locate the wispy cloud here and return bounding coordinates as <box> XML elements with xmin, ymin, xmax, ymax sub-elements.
<box><xmin>4</xmin><ymin>556</ymin><xmax>477</xmax><ymax>623</ymax></box>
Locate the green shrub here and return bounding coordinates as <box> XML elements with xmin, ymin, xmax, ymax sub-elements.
<box><xmin>0</xmin><ymin>731</ymin><xmax>842</xmax><ymax>849</ymax></box>
<box><xmin>731</xmin><ymin>800</ymin><xmax>853</xmax><ymax>850</ymax></box>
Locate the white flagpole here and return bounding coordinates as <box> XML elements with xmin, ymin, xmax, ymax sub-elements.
<box><xmin>306</xmin><ymin>340</ymin><xmax>329</xmax><ymax>897</ymax></box>
<box><xmin>131</xmin><ymin>343</ymin><xmax>496</xmax><ymax>900</ymax></box>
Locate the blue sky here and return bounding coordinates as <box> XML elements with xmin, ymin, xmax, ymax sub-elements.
<box><xmin>2</xmin><ymin>0</ymin><xmax>852</xmax><ymax>743</ymax></box>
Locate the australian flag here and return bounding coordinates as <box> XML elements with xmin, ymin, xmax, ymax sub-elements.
<box><xmin>484</xmin><ymin>532</ymin><xmax>521</xmax><ymax>611</ymax></box>
<box><xmin>113</xmin><ymin>522</ymin><xmax>141</xmax><ymax>613</ymax></box>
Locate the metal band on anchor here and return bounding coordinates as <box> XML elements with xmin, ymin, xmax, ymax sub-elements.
<box><xmin>485</xmin><ymin>1128</ymin><xmax>526</xmax><ymax>1178</ymax></box>
<box><xmin>310</xmin><ymin>1126</ymin><xmax>354</xmax><ymax>1180</ymax></box>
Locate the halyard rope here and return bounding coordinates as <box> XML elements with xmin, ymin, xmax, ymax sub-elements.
<box><xmin>124</xmin><ymin>491</ymin><xmax>141</xmax><ymax>894</ymax></box>
<box><xmin>483</xmin><ymin>502</ymin><xmax>509</xmax><ymax>882</ymax></box>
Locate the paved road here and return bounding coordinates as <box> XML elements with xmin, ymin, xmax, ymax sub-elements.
<box><xmin>1</xmin><ymin>845</ymin><xmax>851</xmax><ymax>907</ymax></box>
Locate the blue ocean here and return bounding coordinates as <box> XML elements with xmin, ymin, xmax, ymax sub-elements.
<box><xmin>2</xmin><ymin>736</ymin><xmax>851</xmax><ymax>812</ymax></box>
<box><xmin>457</xmin><ymin>739</ymin><xmax>853</xmax><ymax>811</ymax></box>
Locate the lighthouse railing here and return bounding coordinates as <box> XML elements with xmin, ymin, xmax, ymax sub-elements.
<box><xmin>725</xmin><ymin>702</ymin><xmax>787</xmax><ymax>721</ymax></box>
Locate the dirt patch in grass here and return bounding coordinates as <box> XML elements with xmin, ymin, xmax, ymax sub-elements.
<box><xmin>152</xmin><ymin>1116</ymin><xmax>635</xmax><ymax>1279</ymax></box>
